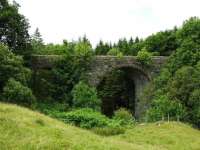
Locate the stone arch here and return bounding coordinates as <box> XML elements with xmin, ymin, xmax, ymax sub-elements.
<box><xmin>95</xmin><ymin>65</ymin><xmax>150</xmax><ymax>118</ymax></box>
<box><xmin>87</xmin><ymin>57</ymin><xmax>153</xmax><ymax>87</ymax></box>
<box><xmin>30</xmin><ymin>55</ymin><xmax>167</xmax><ymax>118</ymax></box>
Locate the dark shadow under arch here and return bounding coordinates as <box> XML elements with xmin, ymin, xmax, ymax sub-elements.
<box><xmin>97</xmin><ymin>66</ymin><xmax>149</xmax><ymax>118</ymax></box>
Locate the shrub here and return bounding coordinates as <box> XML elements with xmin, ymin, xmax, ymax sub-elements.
<box><xmin>36</xmin><ymin>101</ymin><xmax>70</xmax><ymax>117</ymax></box>
<box><xmin>167</xmin><ymin>66</ymin><xmax>200</xmax><ymax>105</ymax></box>
<box><xmin>113</xmin><ymin>108</ymin><xmax>135</xmax><ymax>126</ymax></box>
<box><xmin>0</xmin><ymin>44</ymin><xmax>31</xmax><ymax>90</ymax></box>
<box><xmin>146</xmin><ymin>95</ymin><xmax>187</xmax><ymax>122</ymax></box>
<box><xmin>107</xmin><ymin>48</ymin><xmax>122</xmax><ymax>56</ymax></box>
<box><xmin>165</xmin><ymin>65</ymin><xmax>200</xmax><ymax>126</ymax></box>
<box><xmin>117</xmin><ymin>52</ymin><xmax>124</xmax><ymax>59</ymax></box>
<box><xmin>58</xmin><ymin>108</ymin><xmax>109</xmax><ymax>129</ymax></box>
<box><xmin>107</xmin><ymin>119</ymin><xmax>122</xmax><ymax>128</ymax></box>
<box><xmin>72</xmin><ymin>81</ymin><xmax>101</xmax><ymax>110</ymax></box>
<box><xmin>2</xmin><ymin>78</ymin><xmax>36</xmax><ymax>108</ymax></box>
<box><xmin>49</xmin><ymin>39</ymin><xmax>94</xmax><ymax>104</ymax></box>
<box><xmin>188</xmin><ymin>89</ymin><xmax>200</xmax><ymax>127</ymax></box>
<box><xmin>136</xmin><ymin>48</ymin><xmax>152</xmax><ymax>66</ymax></box>
<box><xmin>74</xmin><ymin>39</ymin><xmax>94</xmax><ymax>58</ymax></box>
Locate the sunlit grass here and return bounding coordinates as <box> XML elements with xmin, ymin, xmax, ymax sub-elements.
<box><xmin>0</xmin><ymin>103</ymin><xmax>200</xmax><ymax>150</ymax></box>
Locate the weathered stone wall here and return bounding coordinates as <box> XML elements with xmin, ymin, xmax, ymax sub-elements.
<box><xmin>31</xmin><ymin>55</ymin><xmax>168</xmax><ymax>118</ymax></box>
<box><xmin>84</xmin><ymin>56</ymin><xmax>167</xmax><ymax>118</ymax></box>
<box><xmin>31</xmin><ymin>55</ymin><xmax>62</xmax><ymax>70</ymax></box>
<box><xmin>31</xmin><ymin>55</ymin><xmax>167</xmax><ymax>83</ymax></box>
<box><xmin>86</xmin><ymin>56</ymin><xmax>167</xmax><ymax>86</ymax></box>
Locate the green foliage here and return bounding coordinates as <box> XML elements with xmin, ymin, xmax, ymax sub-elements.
<box><xmin>107</xmin><ymin>48</ymin><xmax>122</xmax><ymax>56</ymax></box>
<box><xmin>58</xmin><ymin>108</ymin><xmax>109</xmax><ymax>129</ymax></box>
<box><xmin>0</xmin><ymin>44</ymin><xmax>31</xmax><ymax>91</ymax></box>
<box><xmin>74</xmin><ymin>38</ymin><xmax>93</xmax><ymax>57</ymax></box>
<box><xmin>0</xmin><ymin>0</ymin><xmax>31</xmax><ymax>55</ymax></box>
<box><xmin>116</xmin><ymin>51</ymin><xmax>124</xmax><ymax>59</ymax></box>
<box><xmin>32</xmin><ymin>36</ymin><xmax>94</xmax><ymax>56</ymax></box>
<box><xmin>167</xmin><ymin>65</ymin><xmax>200</xmax><ymax>126</ymax></box>
<box><xmin>2</xmin><ymin>78</ymin><xmax>36</xmax><ymax>108</ymax></box>
<box><xmin>143</xmin><ymin>18</ymin><xmax>200</xmax><ymax>127</ymax></box>
<box><xmin>146</xmin><ymin>64</ymin><xmax>200</xmax><ymax>127</ymax></box>
<box><xmin>35</xmin><ymin>43</ymin><xmax>71</xmax><ymax>55</ymax></box>
<box><xmin>141</xmin><ymin>18</ymin><xmax>200</xmax><ymax>127</ymax></box>
<box><xmin>94</xmin><ymin>17</ymin><xmax>200</xmax><ymax>56</ymax></box>
<box><xmin>36</xmin><ymin>101</ymin><xmax>70</xmax><ymax>117</ymax></box>
<box><xmin>0</xmin><ymin>44</ymin><xmax>35</xmax><ymax>108</ymax></box>
<box><xmin>113</xmin><ymin>108</ymin><xmax>135</xmax><ymax>126</ymax></box>
<box><xmin>145</xmin><ymin>28</ymin><xmax>178</xmax><ymax>56</ymax></box>
<box><xmin>49</xmin><ymin>39</ymin><xmax>94</xmax><ymax>104</ymax></box>
<box><xmin>146</xmin><ymin>95</ymin><xmax>186</xmax><ymax>122</ymax></box>
<box><xmin>31</xmin><ymin>28</ymin><xmax>44</xmax><ymax>53</ymax></box>
<box><xmin>113</xmin><ymin>37</ymin><xmax>143</xmax><ymax>55</ymax></box>
<box><xmin>153</xmin><ymin>68</ymin><xmax>171</xmax><ymax>90</ymax></box>
<box><xmin>188</xmin><ymin>89</ymin><xmax>200</xmax><ymax>126</ymax></box>
<box><xmin>95</xmin><ymin>37</ymin><xmax>143</xmax><ymax>56</ymax></box>
<box><xmin>98</xmin><ymin>69</ymin><xmax>135</xmax><ymax>116</ymax></box>
<box><xmin>92</xmin><ymin>127</ymin><xmax>125</xmax><ymax>136</ymax></box>
<box><xmin>177</xmin><ymin>17</ymin><xmax>200</xmax><ymax>44</ymax></box>
<box><xmin>166</xmin><ymin>40</ymin><xmax>200</xmax><ymax>74</ymax></box>
<box><xmin>136</xmin><ymin>48</ymin><xmax>152</xmax><ymax>66</ymax></box>
<box><xmin>167</xmin><ymin>66</ymin><xmax>199</xmax><ymax>103</ymax></box>
<box><xmin>115</xmin><ymin>38</ymin><xmax>129</xmax><ymax>55</ymax></box>
<box><xmin>165</xmin><ymin>17</ymin><xmax>200</xmax><ymax>74</ymax></box>
<box><xmin>129</xmin><ymin>39</ymin><xmax>144</xmax><ymax>55</ymax></box>
<box><xmin>3</xmin><ymin>103</ymin><xmax>200</xmax><ymax>149</ymax></box>
<box><xmin>95</xmin><ymin>40</ymin><xmax>111</xmax><ymax>55</ymax></box>
<box><xmin>72</xmin><ymin>81</ymin><xmax>101</xmax><ymax>110</ymax></box>
<box><xmin>54</xmin><ymin>108</ymin><xmax>128</xmax><ymax>135</ymax></box>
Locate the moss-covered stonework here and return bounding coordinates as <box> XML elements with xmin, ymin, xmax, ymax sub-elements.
<box><xmin>31</xmin><ymin>55</ymin><xmax>167</xmax><ymax>118</ymax></box>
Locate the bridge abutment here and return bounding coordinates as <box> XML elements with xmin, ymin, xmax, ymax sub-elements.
<box><xmin>31</xmin><ymin>55</ymin><xmax>167</xmax><ymax>118</ymax></box>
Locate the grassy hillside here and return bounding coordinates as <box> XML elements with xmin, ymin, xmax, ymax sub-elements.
<box><xmin>0</xmin><ymin>103</ymin><xmax>200</xmax><ymax>150</ymax></box>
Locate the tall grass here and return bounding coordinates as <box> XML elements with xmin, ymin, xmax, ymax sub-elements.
<box><xmin>0</xmin><ymin>103</ymin><xmax>200</xmax><ymax>150</ymax></box>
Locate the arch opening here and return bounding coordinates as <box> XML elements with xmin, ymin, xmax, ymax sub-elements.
<box><xmin>97</xmin><ymin>67</ymin><xmax>149</xmax><ymax>118</ymax></box>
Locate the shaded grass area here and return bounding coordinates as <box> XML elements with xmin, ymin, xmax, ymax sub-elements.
<box><xmin>0</xmin><ymin>103</ymin><xmax>200</xmax><ymax>150</ymax></box>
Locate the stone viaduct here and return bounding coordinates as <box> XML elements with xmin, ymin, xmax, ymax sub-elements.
<box><xmin>31</xmin><ymin>55</ymin><xmax>167</xmax><ymax>118</ymax></box>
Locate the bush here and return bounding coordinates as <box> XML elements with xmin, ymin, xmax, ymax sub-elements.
<box><xmin>188</xmin><ymin>89</ymin><xmax>200</xmax><ymax>127</ymax></box>
<box><xmin>117</xmin><ymin>52</ymin><xmax>124</xmax><ymax>59</ymax></box>
<box><xmin>113</xmin><ymin>108</ymin><xmax>135</xmax><ymax>126</ymax></box>
<box><xmin>72</xmin><ymin>81</ymin><xmax>101</xmax><ymax>110</ymax></box>
<box><xmin>136</xmin><ymin>48</ymin><xmax>152</xmax><ymax>66</ymax></box>
<box><xmin>49</xmin><ymin>39</ymin><xmax>94</xmax><ymax>105</ymax></box>
<box><xmin>74</xmin><ymin>40</ymin><xmax>94</xmax><ymax>58</ymax></box>
<box><xmin>2</xmin><ymin>78</ymin><xmax>36</xmax><ymax>108</ymax></box>
<box><xmin>36</xmin><ymin>101</ymin><xmax>70</xmax><ymax>117</ymax></box>
<box><xmin>0</xmin><ymin>44</ymin><xmax>31</xmax><ymax>90</ymax></box>
<box><xmin>167</xmin><ymin>66</ymin><xmax>198</xmax><ymax>105</ymax></box>
<box><xmin>146</xmin><ymin>95</ymin><xmax>187</xmax><ymax>122</ymax></box>
<box><xmin>107</xmin><ymin>48</ymin><xmax>122</xmax><ymax>56</ymax></box>
<box><xmin>58</xmin><ymin>108</ymin><xmax>109</xmax><ymax>129</ymax></box>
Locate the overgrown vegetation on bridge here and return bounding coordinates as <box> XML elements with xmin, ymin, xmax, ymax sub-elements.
<box><xmin>0</xmin><ymin>1</ymin><xmax>200</xmax><ymax>146</ymax></box>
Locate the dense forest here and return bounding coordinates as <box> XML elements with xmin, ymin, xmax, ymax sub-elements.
<box><xmin>30</xmin><ymin>26</ymin><xmax>178</xmax><ymax>56</ymax></box>
<box><xmin>0</xmin><ymin>0</ymin><xmax>200</xmax><ymax>133</ymax></box>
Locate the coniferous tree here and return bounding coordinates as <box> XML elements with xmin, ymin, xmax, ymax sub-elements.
<box><xmin>95</xmin><ymin>40</ymin><xmax>110</xmax><ymax>55</ymax></box>
<box><xmin>129</xmin><ymin>37</ymin><xmax>134</xmax><ymax>46</ymax></box>
<box><xmin>31</xmin><ymin>28</ymin><xmax>44</xmax><ymax>53</ymax></box>
<box><xmin>135</xmin><ymin>37</ymin><xmax>140</xmax><ymax>43</ymax></box>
